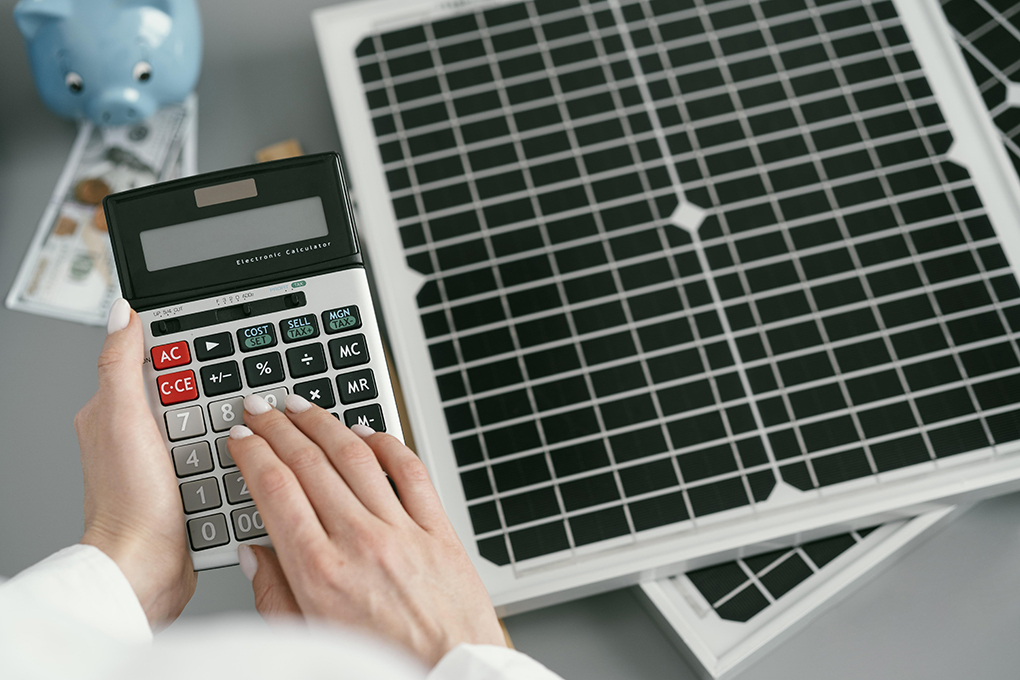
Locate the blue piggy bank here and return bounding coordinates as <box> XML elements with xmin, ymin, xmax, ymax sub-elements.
<box><xmin>14</xmin><ymin>0</ymin><xmax>202</xmax><ymax>126</ymax></box>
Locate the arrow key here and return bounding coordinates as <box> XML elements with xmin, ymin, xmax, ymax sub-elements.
<box><xmin>195</xmin><ymin>332</ymin><xmax>234</xmax><ymax>361</ymax></box>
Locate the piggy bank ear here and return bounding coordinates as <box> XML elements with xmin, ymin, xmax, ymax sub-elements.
<box><xmin>13</xmin><ymin>0</ymin><xmax>72</xmax><ymax>41</ymax></box>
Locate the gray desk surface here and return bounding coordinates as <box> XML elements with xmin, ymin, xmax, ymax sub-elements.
<box><xmin>1</xmin><ymin>1</ymin><xmax>1018</xmax><ymax>678</ymax></box>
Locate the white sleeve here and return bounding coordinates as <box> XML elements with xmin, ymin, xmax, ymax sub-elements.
<box><xmin>0</xmin><ymin>544</ymin><xmax>152</xmax><ymax>680</ymax></box>
<box><xmin>428</xmin><ymin>644</ymin><xmax>565</xmax><ymax>680</ymax></box>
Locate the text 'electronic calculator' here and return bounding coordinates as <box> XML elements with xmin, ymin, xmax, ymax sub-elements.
<box><xmin>105</xmin><ymin>153</ymin><xmax>404</xmax><ymax>570</ymax></box>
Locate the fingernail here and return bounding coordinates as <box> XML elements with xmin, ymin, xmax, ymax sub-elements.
<box><xmin>351</xmin><ymin>424</ymin><xmax>375</xmax><ymax>438</ymax></box>
<box><xmin>285</xmin><ymin>393</ymin><xmax>311</xmax><ymax>413</ymax></box>
<box><xmin>106</xmin><ymin>298</ymin><xmax>131</xmax><ymax>334</ymax></box>
<box><xmin>238</xmin><ymin>544</ymin><xmax>258</xmax><ymax>581</ymax></box>
<box><xmin>244</xmin><ymin>394</ymin><xmax>273</xmax><ymax>415</ymax></box>
<box><xmin>230</xmin><ymin>425</ymin><xmax>253</xmax><ymax>439</ymax></box>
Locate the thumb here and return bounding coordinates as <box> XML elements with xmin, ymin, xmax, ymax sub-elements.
<box><xmin>241</xmin><ymin>544</ymin><xmax>302</xmax><ymax>617</ymax></box>
<box><xmin>97</xmin><ymin>298</ymin><xmax>146</xmax><ymax>395</ymax></box>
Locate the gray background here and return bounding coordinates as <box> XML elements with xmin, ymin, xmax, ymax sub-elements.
<box><xmin>1</xmin><ymin>1</ymin><xmax>1019</xmax><ymax>678</ymax></box>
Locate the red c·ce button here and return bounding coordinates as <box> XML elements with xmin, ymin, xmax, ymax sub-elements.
<box><xmin>157</xmin><ymin>370</ymin><xmax>199</xmax><ymax>406</ymax></box>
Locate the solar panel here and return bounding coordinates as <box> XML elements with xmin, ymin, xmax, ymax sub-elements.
<box><xmin>639</xmin><ymin>506</ymin><xmax>959</xmax><ymax>679</ymax></box>
<box><xmin>941</xmin><ymin>0</ymin><xmax>1020</xmax><ymax>176</ymax></box>
<box><xmin>313</xmin><ymin>0</ymin><xmax>1020</xmax><ymax>611</ymax></box>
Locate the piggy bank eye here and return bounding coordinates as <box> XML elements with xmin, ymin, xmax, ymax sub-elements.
<box><xmin>133</xmin><ymin>61</ymin><xmax>152</xmax><ymax>82</ymax></box>
<box><xmin>65</xmin><ymin>72</ymin><xmax>83</xmax><ymax>93</ymax></box>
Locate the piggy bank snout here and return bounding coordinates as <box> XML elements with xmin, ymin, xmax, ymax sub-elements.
<box><xmin>86</xmin><ymin>88</ymin><xmax>159</xmax><ymax>126</ymax></box>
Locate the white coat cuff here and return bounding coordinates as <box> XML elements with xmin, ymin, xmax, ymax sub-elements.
<box><xmin>429</xmin><ymin>644</ymin><xmax>564</xmax><ymax>680</ymax></box>
<box><xmin>0</xmin><ymin>544</ymin><xmax>152</xmax><ymax>644</ymax></box>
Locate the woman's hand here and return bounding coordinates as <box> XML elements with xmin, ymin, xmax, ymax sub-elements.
<box><xmin>76</xmin><ymin>299</ymin><xmax>196</xmax><ymax>627</ymax></box>
<box><xmin>228</xmin><ymin>392</ymin><xmax>506</xmax><ymax>666</ymax></box>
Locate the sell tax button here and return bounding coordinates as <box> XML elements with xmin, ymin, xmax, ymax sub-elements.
<box><xmin>280</xmin><ymin>314</ymin><xmax>319</xmax><ymax>343</ymax></box>
<box><xmin>157</xmin><ymin>370</ymin><xmax>199</xmax><ymax>406</ymax></box>
<box><xmin>151</xmin><ymin>341</ymin><xmax>191</xmax><ymax>370</ymax></box>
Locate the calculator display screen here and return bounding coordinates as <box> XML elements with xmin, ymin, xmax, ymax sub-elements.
<box><xmin>139</xmin><ymin>196</ymin><xmax>329</xmax><ymax>272</ymax></box>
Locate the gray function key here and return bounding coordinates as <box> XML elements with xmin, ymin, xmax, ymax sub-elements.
<box><xmin>188</xmin><ymin>514</ymin><xmax>230</xmax><ymax>551</ymax></box>
<box><xmin>322</xmin><ymin>305</ymin><xmax>361</xmax><ymax>334</ymax></box>
<box><xmin>165</xmin><ymin>405</ymin><xmax>206</xmax><ymax>441</ymax></box>
<box><xmin>172</xmin><ymin>441</ymin><xmax>214</xmax><ymax>477</ymax></box>
<box><xmin>231</xmin><ymin>506</ymin><xmax>267</xmax><ymax>540</ymax></box>
<box><xmin>223</xmin><ymin>471</ymin><xmax>252</xmax><ymax>505</ymax></box>
<box><xmin>180</xmin><ymin>477</ymin><xmax>222</xmax><ymax>514</ymax></box>
<box><xmin>329</xmin><ymin>333</ymin><xmax>369</xmax><ymax>370</ymax></box>
<box><xmin>209</xmin><ymin>396</ymin><xmax>244</xmax><ymax>432</ymax></box>
<box><xmin>216</xmin><ymin>437</ymin><xmax>235</xmax><ymax>468</ymax></box>
<box><xmin>337</xmin><ymin>369</ymin><xmax>377</xmax><ymax>405</ymax></box>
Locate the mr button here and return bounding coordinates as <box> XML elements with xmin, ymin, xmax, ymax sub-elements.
<box><xmin>337</xmin><ymin>368</ymin><xmax>377</xmax><ymax>404</ymax></box>
<box><xmin>158</xmin><ymin>370</ymin><xmax>198</xmax><ymax>406</ymax></box>
<box><xmin>237</xmin><ymin>323</ymin><xmax>276</xmax><ymax>352</ymax></box>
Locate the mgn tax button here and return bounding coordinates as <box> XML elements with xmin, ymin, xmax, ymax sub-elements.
<box><xmin>151</xmin><ymin>340</ymin><xmax>190</xmax><ymax>370</ymax></box>
<box><xmin>158</xmin><ymin>370</ymin><xmax>199</xmax><ymax>406</ymax></box>
<box><xmin>322</xmin><ymin>305</ymin><xmax>362</xmax><ymax>334</ymax></box>
<box><xmin>237</xmin><ymin>323</ymin><xmax>276</xmax><ymax>352</ymax></box>
<box><xmin>280</xmin><ymin>314</ymin><xmax>319</xmax><ymax>343</ymax></box>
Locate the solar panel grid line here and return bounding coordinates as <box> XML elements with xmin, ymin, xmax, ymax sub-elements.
<box><xmin>856</xmin><ymin>0</ymin><xmax>1011</xmax><ymax>452</ymax></box>
<box><xmin>363</xmin><ymin>28</ymin><xmax>542</xmax><ymax>568</ymax></box>
<box><xmin>607</xmin><ymin>0</ymin><xmax>786</xmax><ymax>505</ymax></box>
<box><xmin>520</xmin><ymin>0</ymin><xmax>708</xmax><ymax>531</ymax></box>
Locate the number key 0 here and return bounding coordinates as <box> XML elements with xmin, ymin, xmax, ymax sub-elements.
<box><xmin>188</xmin><ymin>514</ymin><xmax>230</xmax><ymax>550</ymax></box>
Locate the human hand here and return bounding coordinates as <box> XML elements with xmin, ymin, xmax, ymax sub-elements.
<box><xmin>228</xmin><ymin>393</ymin><xmax>506</xmax><ymax>666</ymax></box>
<box><xmin>76</xmin><ymin>299</ymin><xmax>196</xmax><ymax>626</ymax></box>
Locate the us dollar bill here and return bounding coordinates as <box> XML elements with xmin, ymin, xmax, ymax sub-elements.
<box><xmin>5</xmin><ymin>94</ymin><xmax>198</xmax><ymax>326</ymax></box>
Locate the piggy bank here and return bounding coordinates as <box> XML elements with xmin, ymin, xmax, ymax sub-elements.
<box><xmin>14</xmin><ymin>0</ymin><xmax>202</xmax><ymax>126</ymax></box>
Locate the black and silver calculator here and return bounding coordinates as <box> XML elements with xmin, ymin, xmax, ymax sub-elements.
<box><xmin>104</xmin><ymin>153</ymin><xmax>405</xmax><ymax>570</ymax></box>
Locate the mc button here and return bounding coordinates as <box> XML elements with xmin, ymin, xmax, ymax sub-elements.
<box><xmin>158</xmin><ymin>370</ymin><xmax>199</xmax><ymax>406</ymax></box>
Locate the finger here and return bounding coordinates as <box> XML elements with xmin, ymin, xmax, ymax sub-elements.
<box><xmin>240</xmin><ymin>544</ymin><xmax>301</xmax><ymax>617</ymax></box>
<box><xmin>284</xmin><ymin>394</ymin><xmax>403</xmax><ymax>522</ymax></box>
<box><xmin>353</xmin><ymin>427</ymin><xmax>450</xmax><ymax>533</ymax></box>
<box><xmin>241</xmin><ymin>394</ymin><xmax>369</xmax><ymax>532</ymax></box>
<box><xmin>227</xmin><ymin>425</ymin><xmax>332</xmax><ymax>568</ymax></box>
<box><xmin>97</xmin><ymin>298</ymin><xmax>147</xmax><ymax>405</ymax></box>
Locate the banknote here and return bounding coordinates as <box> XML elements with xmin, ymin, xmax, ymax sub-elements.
<box><xmin>5</xmin><ymin>94</ymin><xmax>197</xmax><ymax>326</ymax></box>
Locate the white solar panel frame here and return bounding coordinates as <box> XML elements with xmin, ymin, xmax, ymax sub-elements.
<box><xmin>313</xmin><ymin>0</ymin><xmax>1020</xmax><ymax>614</ymax></box>
<box><xmin>637</xmin><ymin>505</ymin><xmax>961</xmax><ymax>679</ymax></box>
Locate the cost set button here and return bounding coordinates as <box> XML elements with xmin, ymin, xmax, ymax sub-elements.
<box><xmin>237</xmin><ymin>323</ymin><xmax>277</xmax><ymax>352</ymax></box>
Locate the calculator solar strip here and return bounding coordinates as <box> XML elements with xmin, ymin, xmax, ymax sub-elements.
<box><xmin>356</xmin><ymin>0</ymin><xmax>1020</xmax><ymax>568</ymax></box>
<box><xmin>941</xmin><ymin>0</ymin><xmax>1020</xmax><ymax>177</ymax></box>
<box><xmin>685</xmin><ymin>525</ymin><xmax>877</xmax><ymax>622</ymax></box>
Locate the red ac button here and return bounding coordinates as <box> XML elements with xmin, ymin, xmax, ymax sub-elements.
<box><xmin>157</xmin><ymin>370</ymin><xmax>199</xmax><ymax>406</ymax></box>
<box><xmin>152</xmin><ymin>341</ymin><xmax>191</xmax><ymax>370</ymax></box>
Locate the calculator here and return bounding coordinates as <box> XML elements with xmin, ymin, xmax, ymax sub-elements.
<box><xmin>104</xmin><ymin>153</ymin><xmax>405</xmax><ymax>570</ymax></box>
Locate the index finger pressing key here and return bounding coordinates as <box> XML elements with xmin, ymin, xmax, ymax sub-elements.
<box><xmin>227</xmin><ymin>425</ymin><xmax>331</xmax><ymax>563</ymax></box>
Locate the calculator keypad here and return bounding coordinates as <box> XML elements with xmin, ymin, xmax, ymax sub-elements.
<box><xmin>172</xmin><ymin>442</ymin><xmax>214</xmax><ymax>477</ymax></box>
<box><xmin>295</xmin><ymin>377</ymin><xmax>336</xmax><ymax>409</ymax></box>
<box><xmin>153</xmin><ymin>295</ymin><xmax>387</xmax><ymax>555</ymax></box>
<box><xmin>165</xmin><ymin>405</ymin><xmax>206</xmax><ymax>441</ymax></box>
<box><xmin>337</xmin><ymin>368</ymin><xmax>377</xmax><ymax>404</ymax></box>
<box><xmin>243</xmin><ymin>352</ymin><xmax>285</xmax><ymax>387</ymax></box>
<box><xmin>328</xmin><ymin>334</ymin><xmax>369</xmax><ymax>370</ymax></box>
<box><xmin>286</xmin><ymin>344</ymin><xmax>328</xmax><ymax>378</ymax></box>
<box><xmin>180</xmin><ymin>477</ymin><xmax>222</xmax><ymax>514</ymax></box>
<box><xmin>188</xmin><ymin>514</ymin><xmax>230</xmax><ymax>550</ymax></box>
<box><xmin>200</xmin><ymin>361</ymin><xmax>242</xmax><ymax>396</ymax></box>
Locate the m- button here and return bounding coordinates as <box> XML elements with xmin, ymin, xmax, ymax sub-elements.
<box><xmin>158</xmin><ymin>370</ymin><xmax>199</xmax><ymax>406</ymax></box>
<box><xmin>151</xmin><ymin>341</ymin><xmax>191</xmax><ymax>370</ymax></box>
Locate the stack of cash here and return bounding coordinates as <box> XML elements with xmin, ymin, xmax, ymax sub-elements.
<box><xmin>5</xmin><ymin>95</ymin><xmax>198</xmax><ymax>326</ymax></box>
